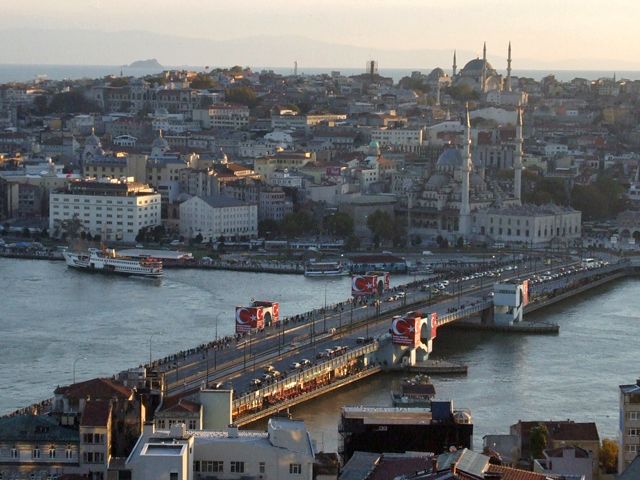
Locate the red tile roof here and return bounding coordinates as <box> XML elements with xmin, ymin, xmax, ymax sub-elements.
<box><xmin>487</xmin><ymin>464</ymin><xmax>551</xmax><ymax>480</ymax></box>
<box><xmin>55</xmin><ymin>378</ymin><xmax>133</xmax><ymax>401</ymax></box>
<box><xmin>80</xmin><ymin>401</ymin><xmax>112</xmax><ymax>427</ymax></box>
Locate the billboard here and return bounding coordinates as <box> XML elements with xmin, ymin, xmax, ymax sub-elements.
<box><xmin>235</xmin><ymin>306</ymin><xmax>265</xmax><ymax>333</ymax></box>
<box><xmin>426</xmin><ymin>312</ymin><xmax>438</xmax><ymax>341</ymax></box>
<box><xmin>391</xmin><ymin>312</ymin><xmax>421</xmax><ymax>347</ymax></box>
<box><xmin>251</xmin><ymin>300</ymin><xmax>280</xmax><ymax>325</ymax></box>
<box><xmin>351</xmin><ymin>275</ymin><xmax>378</xmax><ymax>296</ymax></box>
<box><xmin>366</xmin><ymin>271</ymin><xmax>390</xmax><ymax>291</ymax></box>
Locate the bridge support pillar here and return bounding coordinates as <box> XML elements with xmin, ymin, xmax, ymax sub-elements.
<box><xmin>493</xmin><ymin>280</ymin><xmax>529</xmax><ymax>325</ymax></box>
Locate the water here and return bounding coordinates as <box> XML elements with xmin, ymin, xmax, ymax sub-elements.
<box><xmin>1</xmin><ymin>63</ymin><xmax>638</xmax><ymax>84</ymax></box>
<box><xmin>1</xmin><ymin>259</ymin><xmax>639</xmax><ymax>453</ymax></box>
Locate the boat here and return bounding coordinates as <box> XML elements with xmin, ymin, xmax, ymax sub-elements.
<box><xmin>63</xmin><ymin>248</ymin><xmax>163</xmax><ymax>278</ymax></box>
<box><xmin>304</xmin><ymin>261</ymin><xmax>349</xmax><ymax>277</ymax></box>
<box><xmin>391</xmin><ymin>375</ymin><xmax>436</xmax><ymax>408</ymax></box>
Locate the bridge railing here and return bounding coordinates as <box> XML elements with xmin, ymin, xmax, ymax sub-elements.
<box><xmin>232</xmin><ymin>340</ymin><xmax>379</xmax><ymax>412</ymax></box>
<box><xmin>435</xmin><ymin>300</ymin><xmax>493</xmax><ymax>326</ymax></box>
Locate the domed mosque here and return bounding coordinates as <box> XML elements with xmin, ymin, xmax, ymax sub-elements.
<box><xmin>407</xmin><ymin>106</ymin><xmax>523</xmax><ymax>237</ymax></box>
<box><xmin>451</xmin><ymin>42</ymin><xmax>513</xmax><ymax>93</ymax></box>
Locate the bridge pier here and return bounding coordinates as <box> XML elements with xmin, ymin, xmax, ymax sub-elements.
<box><xmin>493</xmin><ymin>280</ymin><xmax>529</xmax><ymax>326</ymax></box>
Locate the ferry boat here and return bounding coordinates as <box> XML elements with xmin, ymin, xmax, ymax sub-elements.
<box><xmin>304</xmin><ymin>261</ymin><xmax>349</xmax><ymax>277</ymax></box>
<box><xmin>63</xmin><ymin>248</ymin><xmax>163</xmax><ymax>278</ymax></box>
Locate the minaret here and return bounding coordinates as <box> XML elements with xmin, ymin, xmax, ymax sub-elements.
<box><xmin>436</xmin><ymin>81</ymin><xmax>441</xmax><ymax>106</ymax></box>
<box><xmin>453</xmin><ymin>50</ymin><xmax>457</xmax><ymax>76</ymax></box>
<box><xmin>514</xmin><ymin>107</ymin><xmax>523</xmax><ymax>204</ymax></box>
<box><xmin>459</xmin><ymin>104</ymin><xmax>472</xmax><ymax>237</ymax></box>
<box><xmin>506</xmin><ymin>41</ymin><xmax>512</xmax><ymax>92</ymax></box>
<box><xmin>481</xmin><ymin>42</ymin><xmax>487</xmax><ymax>93</ymax></box>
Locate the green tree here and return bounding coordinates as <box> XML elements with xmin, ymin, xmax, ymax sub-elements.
<box><xmin>530</xmin><ymin>424</ymin><xmax>549</xmax><ymax>459</ymax></box>
<box><xmin>258</xmin><ymin>219</ymin><xmax>280</xmax><ymax>238</ymax></box>
<box><xmin>48</xmin><ymin>90</ymin><xmax>101</xmax><ymax>114</ymax></box>
<box><xmin>190</xmin><ymin>74</ymin><xmax>217</xmax><ymax>89</ymax></box>
<box><xmin>225</xmin><ymin>86</ymin><xmax>258</xmax><ymax>108</ymax></box>
<box><xmin>109</xmin><ymin>77</ymin><xmax>129</xmax><ymax>87</ymax></box>
<box><xmin>281</xmin><ymin>211</ymin><xmax>316</xmax><ymax>238</ymax></box>
<box><xmin>367</xmin><ymin>210</ymin><xmax>395</xmax><ymax>246</ymax></box>
<box><xmin>600</xmin><ymin>438</ymin><xmax>618</xmax><ymax>473</ymax></box>
<box><xmin>345</xmin><ymin>235</ymin><xmax>361</xmax><ymax>251</ymax></box>
<box><xmin>325</xmin><ymin>212</ymin><xmax>354</xmax><ymax>237</ymax></box>
<box><xmin>193</xmin><ymin>233</ymin><xmax>203</xmax><ymax>244</ymax></box>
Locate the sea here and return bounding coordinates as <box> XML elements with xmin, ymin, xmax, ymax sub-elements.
<box><xmin>1</xmin><ymin>64</ymin><xmax>639</xmax><ymax>84</ymax></box>
<box><xmin>1</xmin><ymin>258</ymin><xmax>639</xmax><ymax>452</ymax></box>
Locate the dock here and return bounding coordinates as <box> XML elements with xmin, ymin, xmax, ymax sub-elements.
<box><xmin>397</xmin><ymin>360</ymin><xmax>468</xmax><ymax>375</ymax></box>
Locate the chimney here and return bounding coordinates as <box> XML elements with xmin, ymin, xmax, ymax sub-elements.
<box><xmin>227</xmin><ymin>424</ymin><xmax>239</xmax><ymax>438</ymax></box>
<box><xmin>142</xmin><ymin>421</ymin><xmax>155</xmax><ymax>436</ymax></box>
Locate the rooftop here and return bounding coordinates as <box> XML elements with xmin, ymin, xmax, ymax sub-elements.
<box><xmin>54</xmin><ymin>377</ymin><xmax>133</xmax><ymax>401</ymax></box>
<box><xmin>80</xmin><ymin>400</ymin><xmax>112</xmax><ymax>427</ymax></box>
<box><xmin>0</xmin><ymin>415</ymin><xmax>78</xmax><ymax>443</ymax></box>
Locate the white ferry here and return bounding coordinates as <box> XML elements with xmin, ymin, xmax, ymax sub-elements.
<box><xmin>304</xmin><ymin>261</ymin><xmax>349</xmax><ymax>277</ymax></box>
<box><xmin>63</xmin><ymin>248</ymin><xmax>163</xmax><ymax>278</ymax></box>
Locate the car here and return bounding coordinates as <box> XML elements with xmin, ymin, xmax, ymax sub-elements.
<box><xmin>300</xmin><ymin>359</ymin><xmax>311</xmax><ymax>367</ymax></box>
<box><xmin>271</xmin><ymin>370</ymin><xmax>282</xmax><ymax>378</ymax></box>
<box><xmin>261</xmin><ymin>373</ymin><xmax>272</xmax><ymax>381</ymax></box>
<box><xmin>263</xmin><ymin>365</ymin><xmax>275</xmax><ymax>373</ymax></box>
<box><xmin>422</xmin><ymin>250</ymin><xmax>433</xmax><ymax>255</ymax></box>
<box><xmin>316</xmin><ymin>351</ymin><xmax>328</xmax><ymax>359</ymax></box>
<box><xmin>290</xmin><ymin>362</ymin><xmax>302</xmax><ymax>370</ymax></box>
<box><xmin>441</xmin><ymin>280</ymin><xmax>450</xmax><ymax>286</ymax></box>
<box><xmin>250</xmin><ymin>378</ymin><xmax>262</xmax><ymax>386</ymax></box>
<box><xmin>356</xmin><ymin>336</ymin><xmax>366</xmax><ymax>344</ymax></box>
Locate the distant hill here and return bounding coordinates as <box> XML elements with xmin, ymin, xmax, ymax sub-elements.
<box><xmin>128</xmin><ymin>58</ymin><xmax>162</xmax><ymax>69</ymax></box>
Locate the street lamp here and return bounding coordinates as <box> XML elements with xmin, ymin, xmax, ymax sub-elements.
<box><xmin>73</xmin><ymin>356</ymin><xmax>87</xmax><ymax>385</ymax></box>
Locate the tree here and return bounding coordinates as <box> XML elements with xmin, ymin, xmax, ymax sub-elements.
<box><xmin>345</xmin><ymin>235</ymin><xmax>361</xmax><ymax>251</ymax></box>
<box><xmin>225</xmin><ymin>86</ymin><xmax>258</xmax><ymax>108</ymax></box>
<box><xmin>258</xmin><ymin>219</ymin><xmax>280</xmax><ymax>239</ymax></box>
<box><xmin>529</xmin><ymin>424</ymin><xmax>549</xmax><ymax>459</ymax></box>
<box><xmin>456</xmin><ymin>236</ymin><xmax>464</xmax><ymax>249</ymax></box>
<box><xmin>47</xmin><ymin>90</ymin><xmax>101</xmax><ymax>114</ymax></box>
<box><xmin>600</xmin><ymin>438</ymin><xmax>618</xmax><ymax>473</ymax></box>
<box><xmin>281</xmin><ymin>211</ymin><xmax>316</xmax><ymax>238</ymax></box>
<box><xmin>109</xmin><ymin>77</ymin><xmax>129</xmax><ymax>87</ymax></box>
<box><xmin>366</xmin><ymin>210</ymin><xmax>395</xmax><ymax>246</ymax></box>
<box><xmin>194</xmin><ymin>233</ymin><xmax>203</xmax><ymax>244</ymax></box>
<box><xmin>325</xmin><ymin>212</ymin><xmax>354</xmax><ymax>237</ymax></box>
<box><xmin>190</xmin><ymin>74</ymin><xmax>217</xmax><ymax>90</ymax></box>
<box><xmin>21</xmin><ymin>227</ymin><xmax>31</xmax><ymax>238</ymax></box>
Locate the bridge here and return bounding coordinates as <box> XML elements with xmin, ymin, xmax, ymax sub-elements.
<box><xmin>142</xmin><ymin>258</ymin><xmax>631</xmax><ymax>426</ymax></box>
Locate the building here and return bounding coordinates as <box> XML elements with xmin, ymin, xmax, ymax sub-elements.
<box><xmin>126</xmin><ymin>419</ymin><xmax>315</xmax><ymax>480</ymax></box>
<box><xmin>338</xmin><ymin>404</ymin><xmax>472</xmax><ymax>463</ymax></box>
<box><xmin>192</xmin><ymin>104</ymin><xmax>250</xmax><ymax>130</ymax></box>
<box><xmin>473</xmin><ymin>203</ymin><xmax>582</xmax><ymax>247</ymax></box>
<box><xmin>619</xmin><ymin>378</ymin><xmax>640</xmax><ymax>472</ymax></box>
<box><xmin>0</xmin><ymin>415</ymin><xmax>80</xmax><ymax>480</ymax></box>
<box><xmin>370</xmin><ymin>128</ymin><xmax>424</xmax><ymax>152</ymax></box>
<box><xmin>510</xmin><ymin>420</ymin><xmax>600</xmax><ymax>479</ymax></box>
<box><xmin>179</xmin><ymin>195</ymin><xmax>258</xmax><ymax>241</ymax></box>
<box><xmin>49</xmin><ymin>178</ymin><xmax>161</xmax><ymax>242</ymax></box>
<box><xmin>533</xmin><ymin>445</ymin><xmax>593</xmax><ymax>480</ymax></box>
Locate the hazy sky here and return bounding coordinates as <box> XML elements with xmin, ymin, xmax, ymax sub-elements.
<box><xmin>2</xmin><ymin>0</ymin><xmax>639</xmax><ymax>68</ymax></box>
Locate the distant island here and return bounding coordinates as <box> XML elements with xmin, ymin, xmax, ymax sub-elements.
<box><xmin>128</xmin><ymin>58</ymin><xmax>162</xmax><ymax>69</ymax></box>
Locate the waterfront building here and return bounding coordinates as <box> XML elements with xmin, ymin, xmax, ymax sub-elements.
<box><xmin>126</xmin><ymin>419</ymin><xmax>315</xmax><ymax>480</ymax></box>
<box><xmin>338</xmin><ymin>404</ymin><xmax>472</xmax><ymax>463</ymax></box>
<box><xmin>533</xmin><ymin>445</ymin><xmax>593</xmax><ymax>480</ymax></box>
<box><xmin>472</xmin><ymin>203</ymin><xmax>582</xmax><ymax>247</ymax></box>
<box><xmin>510</xmin><ymin>420</ymin><xmax>600</xmax><ymax>478</ymax></box>
<box><xmin>370</xmin><ymin>127</ymin><xmax>424</xmax><ymax>153</ymax></box>
<box><xmin>49</xmin><ymin>178</ymin><xmax>161</xmax><ymax>242</ymax></box>
<box><xmin>619</xmin><ymin>378</ymin><xmax>640</xmax><ymax>472</ymax></box>
<box><xmin>179</xmin><ymin>195</ymin><xmax>258</xmax><ymax>241</ymax></box>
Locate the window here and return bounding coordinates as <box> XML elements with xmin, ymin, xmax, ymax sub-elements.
<box><xmin>202</xmin><ymin>461</ymin><xmax>223</xmax><ymax>473</ymax></box>
<box><xmin>627</xmin><ymin>411</ymin><xmax>640</xmax><ymax>420</ymax></box>
<box><xmin>628</xmin><ymin>427</ymin><xmax>640</xmax><ymax>436</ymax></box>
<box><xmin>32</xmin><ymin>448</ymin><xmax>40</xmax><ymax>459</ymax></box>
<box><xmin>230</xmin><ymin>461</ymin><xmax>245</xmax><ymax>473</ymax></box>
<box><xmin>194</xmin><ymin>461</ymin><xmax>200</xmax><ymax>472</ymax></box>
<box><xmin>10</xmin><ymin>447</ymin><xmax>18</xmax><ymax>459</ymax></box>
<box><xmin>66</xmin><ymin>446</ymin><xmax>73</xmax><ymax>459</ymax></box>
<box><xmin>49</xmin><ymin>447</ymin><xmax>56</xmax><ymax>458</ymax></box>
<box><xmin>289</xmin><ymin>463</ymin><xmax>302</xmax><ymax>474</ymax></box>
<box><xmin>188</xmin><ymin>419</ymin><xmax>197</xmax><ymax>430</ymax></box>
<box><xmin>170</xmin><ymin>474</ymin><xmax>178</xmax><ymax>480</ymax></box>
<box><xmin>259</xmin><ymin>462</ymin><xmax>266</xmax><ymax>473</ymax></box>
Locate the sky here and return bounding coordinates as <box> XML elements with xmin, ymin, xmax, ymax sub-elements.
<box><xmin>2</xmin><ymin>0</ymin><xmax>639</xmax><ymax>69</ymax></box>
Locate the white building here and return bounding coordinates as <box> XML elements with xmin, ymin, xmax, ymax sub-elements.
<box><xmin>49</xmin><ymin>178</ymin><xmax>161</xmax><ymax>242</ymax></box>
<box><xmin>619</xmin><ymin>379</ymin><xmax>640</xmax><ymax>472</ymax></box>
<box><xmin>126</xmin><ymin>419</ymin><xmax>315</xmax><ymax>480</ymax></box>
<box><xmin>179</xmin><ymin>195</ymin><xmax>258</xmax><ymax>241</ymax></box>
<box><xmin>473</xmin><ymin>204</ymin><xmax>581</xmax><ymax>246</ymax></box>
<box><xmin>192</xmin><ymin>105</ymin><xmax>250</xmax><ymax>130</ymax></box>
<box><xmin>268</xmin><ymin>169</ymin><xmax>304</xmax><ymax>188</ymax></box>
<box><xmin>370</xmin><ymin>128</ymin><xmax>423</xmax><ymax>152</ymax></box>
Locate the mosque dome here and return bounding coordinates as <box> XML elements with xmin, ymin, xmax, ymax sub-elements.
<box><xmin>427</xmin><ymin>68</ymin><xmax>445</xmax><ymax>81</ymax></box>
<box><xmin>460</xmin><ymin>58</ymin><xmax>494</xmax><ymax>77</ymax></box>
<box><xmin>369</xmin><ymin>140</ymin><xmax>380</xmax><ymax>149</ymax></box>
<box><xmin>436</xmin><ymin>148</ymin><xmax>463</xmax><ymax>168</ymax></box>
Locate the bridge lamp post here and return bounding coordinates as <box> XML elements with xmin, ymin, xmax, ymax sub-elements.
<box><xmin>323</xmin><ymin>282</ymin><xmax>328</xmax><ymax>333</ymax></box>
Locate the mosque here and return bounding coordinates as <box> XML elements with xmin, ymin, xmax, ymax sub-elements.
<box><xmin>405</xmin><ymin>106</ymin><xmax>524</xmax><ymax>240</ymax></box>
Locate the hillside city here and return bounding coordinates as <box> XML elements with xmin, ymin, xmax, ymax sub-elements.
<box><xmin>1</xmin><ymin>44</ymin><xmax>640</xmax><ymax>480</ymax></box>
